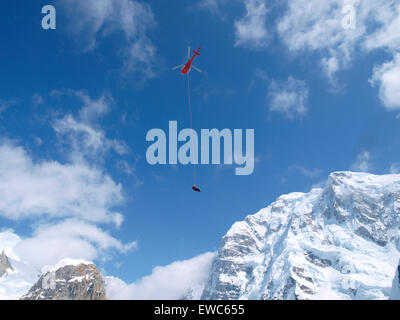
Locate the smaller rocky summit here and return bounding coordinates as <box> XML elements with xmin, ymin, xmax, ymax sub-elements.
<box><xmin>21</xmin><ymin>259</ymin><xmax>107</xmax><ymax>300</ymax></box>
<box><xmin>0</xmin><ymin>250</ymin><xmax>13</xmax><ymax>278</ymax></box>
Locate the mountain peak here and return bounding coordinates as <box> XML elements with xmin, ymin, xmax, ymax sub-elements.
<box><xmin>21</xmin><ymin>261</ymin><xmax>107</xmax><ymax>300</ymax></box>
<box><xmin>202</xmin><ymin>171</ymin><xmax>400</xmax><ymax>300</ymax></box>
<box><xmin>0</xmin><ymin>250</ymin><xmax>13</xmax><ymax>278</ymax></box>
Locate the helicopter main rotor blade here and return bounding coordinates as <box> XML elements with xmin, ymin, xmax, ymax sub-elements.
<box><xmin>191</xmin><ymin>65</ymin><xmax>203</xmax><ymax>73</ymax></box>
<box><xmin>188</xmin><ymin>46</ymin><xmax>191</xmax><ymax>60</ymax></box>
<box><xmin>172</xmin><ymin>64</ymin><xmax>184</xmax><ymax>70</ymax></box>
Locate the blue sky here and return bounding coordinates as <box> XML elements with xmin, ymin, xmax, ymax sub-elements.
<box><xmin>1</xmin><ymin>0</ymin><xmax>400</xmax><ymax>297</ymax></box>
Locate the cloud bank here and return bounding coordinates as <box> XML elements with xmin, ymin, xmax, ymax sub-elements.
<box><xmin>14</xmin><ymin>220</ymin><xmax>136</xmax><ymax>268</ymax></box>
<box><xmin>0</xmin><ymin>143</ymin><xmax>123</xmax><ymax>226</ymax></box>
<box><xmin>0</xmin><ymin>89</ymin><xmax>136</xmax><ymax>269</ymax></box>
<box><xmin>105</xmin><ymin>252</ymin><xmax>216</xmax><ymax>300</ymax></box>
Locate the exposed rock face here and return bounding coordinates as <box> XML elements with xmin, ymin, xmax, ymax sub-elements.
<box><xmin>21</xmin><ymin>260</ymin><xmax>107</xmax><ymax>300</ymax></box>
<box><xmin>390</xmin><ymin>261</ymin><xmax>400</xmax><ymax>299</ymax></box>
<box><xmin>201</xmin><ymin>172</ymin><xmax>400</xmax><ymax>300</ymax></box>
<box><xmin>0</xmin><ymin>250</ymin><xmax>13</xmax><ymax>278</ymax></box>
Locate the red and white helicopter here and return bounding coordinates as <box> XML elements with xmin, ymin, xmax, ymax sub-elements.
<box><xmin>172</xmin><ymin>46</ymin><xmax>203</xmax><ymax>75</ymax></box>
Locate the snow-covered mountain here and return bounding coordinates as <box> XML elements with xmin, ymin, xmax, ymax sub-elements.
<box><xmin>202</xmin><ymin>172</ymin><xmax>400</xmax><ymax>300</ymax></box>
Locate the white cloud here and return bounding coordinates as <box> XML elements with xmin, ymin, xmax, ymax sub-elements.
<box><xmin>351</xmin><ymin>151</ymin><xmax>372</xmax><ymax>172</ymax></box>
<box><xmin>311</xmin><ymin>179</ymin><xmax>327</xmax><ymax>189</ymax></box>
<box><xmin>370</xmin><ymin>54</ymin><xmax>400</xmax><ymax>110</ymax></box>
<box><xmin>0</xmin><ymin>224</ymin><xmax>136</xmax><ymax>271</ymax></box>
<box><xmin>58</xmin><ymin>0</ymin><xmax>157</xmax><ymax>78</ymax></box>
<box><xmin>268</xmin><ymin>76</ymin><xmax>309</xmax><ymax>118</ymax></box>
<box><xmin>277</xmin><ymin>0</ymin><xmax>365</xmax><ymax>81</ymax></box>
<box><xmin>54</xmin><ymin>115</ymin><xmax>129</xmax><ymax>160</ymax></box>
<box><xmin>58</xmin><ymin>0</ymin><xmax>155</xmax><ymax>50</ymax></box>
<box><xmin>0</xmin><ymin>143</ymin><xmax>123</xmax><ymax>226</ymax></box>
<box><xmin>234</xmin><ymin>0</ymin><xmax>270</xmax><ymax>50</ymax></box>
<box><xmin>124</xmin><ymin>36</ymin><xmax>157</xmax><ymax>78</ymax></box>
<box><xmin>196</xmin><ymin>0</ymin><xmax>223</xmax><ymax>15</ymax></box>
<box><xmin>289</xmin><ymin>164</ymin><xmax>321</xmax><ymax>178</ymax></box>
<box><xmin>55</xmin><ymin>115</ymin><xmax>105</xmax><ymax>153</ymax></box>
<box><xmin>14</xmin><ymin>220</ymin><xmax>136</xmax><ymax>269</ymax></box>
<box><xmin>105</xmin><ymin>252</ymin><xmax>216</xmax><ymax>300</ymax></box>
<box><xmin>364</xmin><ymin>3</ymin><xmax>400</xmax><ymax>52</ymax></box>
<box><xmin>275</xmin><ymin>0</ymin><xmax>400</xmax><ymax>110</ymax></box>
<box><xmin>52</xmin><ymin>91</ymin><xmax>129</xmax><ymax>161</ymax></box>
<box><xmin>321</xmin><ymin>56</ymin><xmax>340</xmax><ymax>83</ymax></box>
<box><xmin>75</xmin><ymin>91</ymin><xmax>112</xmax><ymax>122</ymax></box>
<box><xmin>276</xmin><ymin>0</ymin><xmax>400</xmax><ymax>84</ymax></box>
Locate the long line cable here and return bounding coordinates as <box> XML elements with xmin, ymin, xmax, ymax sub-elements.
<box><xmin>187</xmin><ymin>72</ymin><xmax>197</xmax><ymax>186</ymax></box>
